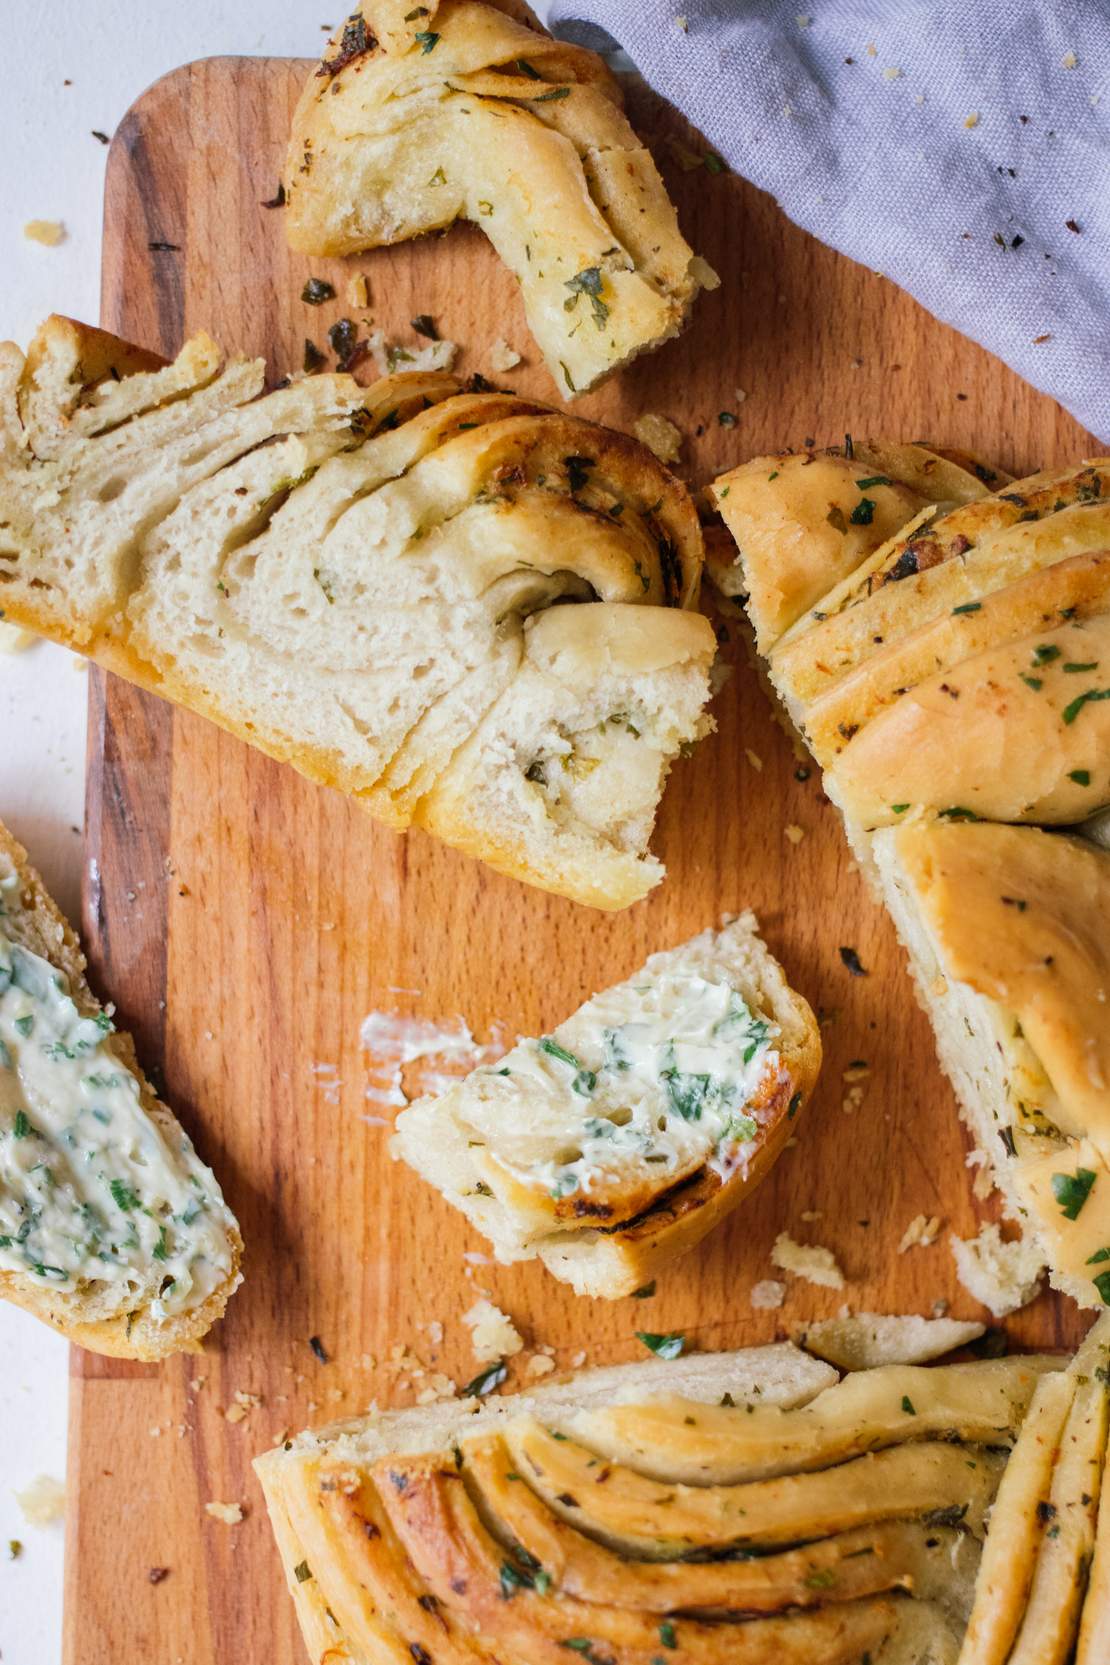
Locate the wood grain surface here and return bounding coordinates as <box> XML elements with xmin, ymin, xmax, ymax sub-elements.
<box><xmin>63</xmin><ymin>54</ymin><xmax>1097</xmax><ymax>1664</ymax></box>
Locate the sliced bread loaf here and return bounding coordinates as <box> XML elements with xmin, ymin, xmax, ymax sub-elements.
<box><xmin>0</xmin><ymin>819</ymin><xmax>241</xmax><ymax>1358</ymax></box>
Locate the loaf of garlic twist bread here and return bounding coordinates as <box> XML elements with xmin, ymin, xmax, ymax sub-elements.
<box><xmin>285</xmin><ymin>0</ymin><xmax>715</xmax><ymax>398</ymax></box>
<box><xmin>256</xmin><ymin>1336</ymin><xmax>1081</xmax><ymax>1665</ymax></box>
<box><xmin>0</xmin><ymin>316</ymin><xmax>716</xmax><ymax>909</ymax></box>
<box><xmin>394</xmin><ymin>913</ymin><xmax>820</xmax><ymax>1297</ymax></box>
<box><xmin>710</xmin><ymin>444</ymin><xmax>1110</xmax><ymax>1306</ymax></box>
<box><xmin>0</xmin><ymin>820</ymin><xmax>241</xmax><ymax>1358</ymax></box>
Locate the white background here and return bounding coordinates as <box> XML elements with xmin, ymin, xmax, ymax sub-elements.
<box><xmin>0</xmin><ymin>5</ymin><xmax>476</xmax><ymax>1659</ymax></box>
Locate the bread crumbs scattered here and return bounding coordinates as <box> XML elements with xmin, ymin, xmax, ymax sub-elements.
<box><xmin>224</xmin><ymin>1390</ymin><xmax>262</xmax><ymax>1425</ymax></box>
<box><xmin>841</xmin><ymin>1062</ymin><xmax>870</xmax><ymax>1115</ymax></box>
<box><xmin>796</xmin><ymin>13</ymin><xmax>811</xmax><ymax>26</ymax></box>
<box><xmin>674</xmin><ymin>15</ymin><xmax>688</xmax><ymax>30</ymax></box>
<box><xmin>463</xmin><ymin>1298</ymin><xmax>523</xmax><ymax>1363</ymax></box>
<box><xmin>15</xmin><ymin>1475</ymin><xmax>65</xmax><ymax>1527</ymax></box>
<box><xmin>898</xmin><ymin>1213</ymin><xmax>941</xmax><ymax>1253</ymax></box>
<box><xmin>1062</xmin><ymin>50</ymin><xmax>1078</xmax><ymax>68</ymax></box>
<box><xmin>525</xmin><ymin>1353</ymin><xmax>556</xmax><ymax>1378</ymax></box>
<box><xmin>772</xmin><ymin>1232</ymin><xmax>845</xmax><ymax>1289</ymax></box>
<box><xmin>883</xmin><ymin>66</ymin><xmax>903</xmax><ymax>80</ymax></box>
<box><xmin>750</xmin><ymin>1279</ymin><xmax>786</xmax><ymax>1310</ymax></box>
<box><xmin>205</xmin><ymin>1502</ymin><xmax>243</xmax><ymax>1526</ymax></box>
<box><xmin>865</xmin><ymin>41</ymin><xmax>877</xmax><ymax>56</ymax></box>
<box><xmin>24</xmin><ymin>220</ymin><xmax>66</xmax><ymax>247</ymax></box>
<box><xmin>784</xmin><ymin>823</ymin><xmax>805</xmax><ymax>845</ymax></box>
<box><xmin>368</xmin><ymin>330</ymin><xmax>458</xmax><ymax>376</ymax></box>
<box><xmin>800</xmin><ymin>1209</ymin><xmax>822</xmax><ymax>1222</ymax></box>
<box><xmin>348</xmin><ymin>273</ymin><xmax>370</xmax><ymax>308</ymax></box>
<box><xmin>951</xmin><ymin>1223</ymin><xmax>1044</xmax><ymax>1318</ymax></box>
<box><xmin>632</xmin><ymin>413</ymin><xmax>683</xmax><ymax>465</ymax></box>
<box><xmin>488</xmin><ymin>338</ymin><xmax>521</xmax><ymax>372</ymax></box>
<box><xmin>966</xmin><ymin>1149</ymin><xmax>996</xmax><ymax>1201</ymax></box>
<box><xmin>734</xmin><ymin>387</ymin><xmax>747</xmax><ymax>404</ymax></box>
<box><xmin>0</xmin><ymin>622</ymin><xmax>34</xmax><ymax>653</ymax></box>
<box><xmin>425</xmin><ymin>1320</ymin><xmax>444</xmax><ymax>1346</ymax></box>
<box><xmin>964</xmin><ymin>111</ymin><xmax>980</xmax><ymax>128</ymax></box>
<box><xmin>570</xmin><ymin>1349</ymin><xmax>587</xmax><ymax>1368</ymax></box>
<box><xmin>744</xmin><ymin>749</ymin><xmax>764</xmax><ymax>772</ymax></box>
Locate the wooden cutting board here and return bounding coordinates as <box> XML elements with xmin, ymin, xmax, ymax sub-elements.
<box><xmin>64</xmin><ymin>54</ymin><xmax>1095</xmax><ymax>1663</ymax></box>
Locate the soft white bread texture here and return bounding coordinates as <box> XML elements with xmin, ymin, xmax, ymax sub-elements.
<box><xmin>284</xmin><ymin>0</ymin><xmax>715</xmax><ymax>398</ymax></box>
<box><xmin>0</xmin><ymin>315</ymin><xmax>716</xmax><ymax>910</ymax></box>
<box><xmin>0</xmin><ymin>819</ymin><xmax>241</xmax><ymax>1359</ymax></box>
<box><xmin>393</xmin><ymin>913</ymin><xmax>820</xmax><ymax>1296</ymax></box>
<box><xmin>710</xmin><ymin>443</ymin><xmax>1110</xmax><ymax>1308</ymax></box>
<box><xmin>255</xmin><ymin>1336</ymin><xmax>1078</xmax><ymax>1665</ymax></box>
<box><xmin>875</xmin><ymin>821</ymin><xmax>1110</xmax><ymax>1309</ymax></box>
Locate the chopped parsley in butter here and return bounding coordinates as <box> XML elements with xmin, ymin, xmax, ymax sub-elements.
<box><xmin>467</xmin><ymin>970</ymin><xmax>780</xmax><ymax>1206</ymax></box>
<box><xmin>0</xmin><ymin>895</ymin><xmax>235</xmax><ymax>1322</ymax></box>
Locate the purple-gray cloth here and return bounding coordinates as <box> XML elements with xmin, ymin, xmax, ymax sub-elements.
<box><xmin>548</xmin><ymin>1</ymin><xmax>1110</xmax><ymax>441</ymax></box>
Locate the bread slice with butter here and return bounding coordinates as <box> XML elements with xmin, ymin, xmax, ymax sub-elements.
<box><xmin>0</xmin><ymin>819</ymin><xmax>242</xmax><ymax>1359</ymax></box>
<box><xmin>256</xmin><ymin>1333</ymin><xmax>1084</xmax><ymax>1665</ymax></box>
<box><xmin>0</xmin><ymin>315</ymin><xmax>716</xmax><ymax>911</ymax></box>
<box><xmin>393</xmin><ymin>913</ymin><xmax>820</xmax><ymax>1297</ymax></box>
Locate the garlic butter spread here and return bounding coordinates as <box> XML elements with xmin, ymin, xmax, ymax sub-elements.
<box><xmin>0</xmin><ymin>900</ymin><xmax>235</xmax><ymax>1322</ymax></box>
<box><xmin>463</xmin><ymin>968</ymin><xmax>781</xmax><ymax>1205</ymax></box>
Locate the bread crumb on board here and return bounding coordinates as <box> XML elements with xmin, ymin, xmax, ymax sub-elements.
<box><xmin>632</xmin><ymin>413</ymin><xmax>683</xmax><ymax>465</ymax></box>
<box><xmin>463</xmin><ymin>1298</ymin><xmax>523</xmax><ymax>1363</ymax></box>
<box><xmin>205</xmin><ymin>1501</ymin><xmax>244</xmax><ymax>1526</ymax></box>
<box><xmin>24</xmin><ymin>220</ymin><xmax>66</xmax><ymax>247</ymax></box>
<box><xmin>950</xmin><ymin>1223</ymin><xmax>1044</xmax><ymax>1318</ymax></box>
<box><xmin>750</xmin><ymin>1279</ymin><xmax>786</xmax><ymax>1310</ymax></box>
<box><xmin>0</xmin><ymin>621</ymin><xmax>35</xmax><ymax>653</ymax></box>
<box><xmin>771</xmin><ymin>1231</ymin><xmax>845</xmax><ymax>1289</ymax></box>
<box><xmin>15</xmin><ymin>1474</ymin><xmax>65</xmax><ymax>1527</ymax></box>
<box><xmin>488</xmin><ymin>339</ymin><xmax>521</xmax><ymax>372</ymax></box>
<box><xmin>898</xmin><ymin>1213</ymin><xmax>942</xmax><ymax>1252</ymax></box>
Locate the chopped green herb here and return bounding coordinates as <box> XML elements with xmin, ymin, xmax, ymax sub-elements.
<box><xmin>14</xmin><ymin>1014</ymin><xmax>33</xmax><ymax>1038</ymax></box>
<box><xmin>532</xmin><ymin>86</ymin><xmax>571</xmax><ymax>102</ymax></box>
<box><xmin>294</xmin><ymin>1560</ymin><xmax>312</xmax><ymax>1583</ymax></box>
<box><xmin>414</xmin><ymin>30</ymin><xmax>440</xmax><ymax>52</ymax></box>
<box><xmin>1032</xmin><ymin>643</ymin><xmax>1062</xmax><ymax>664</ymax></box>
<box><xmin>662</xmin><ymin>1069</ymin><xmax>711</xmax><ymax>1121</ymax></box>
<box><xmin>1020</xmin><ymin>674</ymin><xmax>1043</xmax><ymax>691</ymax></box>
<box><xmin>703</xmin><ymin>152</ymin><xmax>727</xmax><ymax>173</ymax></box>
<box><xmin>12</xmin><ymin>1110</ymin><xmax>32</xmax><ymax>1139</ymax></box>
<box><xmin>540</xmin><ymin>1037</ymin><xmax>583</xmax><ymax>1071</ymax></box>
<box><xmin>891</xmin><ymin>803</ymin><xmax>910</xmax><ymax>814</ymax></box>
<box><xmin>636</xmin><ymin>1331</ymin><xmax>685</xmax><ymax>1360</ymax></box>
<box><xmin>1052</xmin><ymin>1168</ymin><xmax>1096</xmax><ymax>1220</ymax></box>
<box><xmin>152</xmin><ymin>1226</ymin><xmax>170</xmax><ymax>1262</ymax></box>
<box><xmin>718</xmin><ymin>411</ymin><xmax>737</xmax><ymax>427</ymax></box>
<box><xmin>109</xmin><ymin>1178</ymin><xmax>140</xmax><ymax>1211</ymax></box>
<box><xmin>516</xmin><ymin>58</ymin><xmax>542</xmax><ymax>78</ymax></box>
<box><xmin>301</xmin><ymin>277</ymin><xmax>335</xmax><ymax>306</ymax></box>
<box><xmin>938</xmin><ymin>806</ymin><xmax>981</xmax><ymax>821</ymax></box>
<box><xmin>855</xmin><ymin>475</ymin><xmax>892</xmax><ymax>489</ymax></box>
<box><xmin>659</xmin><ymin>1620</ymin><xmax>678</xmax><ymax>1648</ymax></box>
<box><xmin>1094</xmin><ymin>1270</ymin><xmax>1110</xmax><ymax>1306</ymax></box>
<box><xmin>463</xmin><ymin>1361</ymin><xmax>508</xmax><ymax>1397</ymax></box>
<box><xmin>1063</xmin><ymin>688</ymin><xmax>1110</xmax><ymax>724</ymax></box>
<box><xmin>411</xmin><ymin>314</ymin><xmax>439</xmax><ymax>339</ymax></box>
<box><xmin>564</xmin><ymin>267</ymin><xmax>609</xmax><ymax>329</ymax></box>
<box><xmin>901</xmin><ymin>1395</ymin><xmax>916</xmax><ymax>1415</ymax></box>
<box><xmin>1069</xmin><ymin>770</ymin><xmax>1092</xmax><ymax>785</ymax></box>
<box><xmin>1064</xmin><ymin>661</ymin><xmax>1099</xmax><ymax>673</ymax></box>
<box><xmin>839</xmin><ymin>946</ymin><xmax>867</xmax><ymax>977</ymax></box>
<box><xmin>849</xmin><ymin>497</ymin><xmax>876</xmax><ymax>525</ymax></box>
<box><xmin>631</xmin><ymin>1281</ymin><xmax>656</xmax><ymax>1299</ymax></box>
<box><xmin>952</xmin><ymin>602</ymin><xmax>982</xmax><ymax>614</ymax></box>
<box><xmin>804</xmin><ymin>1568</ymin><xmax>838</xmax><ymax>1588</ymax></box>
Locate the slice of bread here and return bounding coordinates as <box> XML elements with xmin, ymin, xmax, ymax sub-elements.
<box><xmin>254</xmin><ymin>1338</ymin><xmax>1070</xmax><ymax>1665</ymax></box>
<box><xmin>709</xmin><ymin>443</ymin><xmax>1110</xmax><ymax>1306</ymax></box>
<box><xmin>393</xmin><ymin>913</ymin><xmax>820</xmax><ymax>1296</ymax></box>
<box><xmin>284</xmin><ymin>1</ymin><xmax>715</xmax><ymax>398</ymax></box>
<box><xmin>0</xmin><ymin>316</ymin><xmax>716</xmax><ymax>910</ymax></box>
<box><xmin>0</xmin><ymin>819</ymin><xmax>241</xmax><ymax>1358</ymax></box>
<box><xmin>874</xmin><ymin>821</ymin><xmax>1110</xmax><ymax>1308</ymax></box>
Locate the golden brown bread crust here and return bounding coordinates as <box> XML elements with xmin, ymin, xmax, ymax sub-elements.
<box><xmin>284</xmin><ymin>1</ymin><xmax>711</xmax><ymax>398</ymax></box>
<box><xmin>258</xmin><ymin>1349</ymin><xmax>1090</xmax><ymax>1663</ymax></box>
<box><xmin>0</xmin><ymin>317</ymin><xmax>714</xmax><ymax>911</ymax></box>
<box><xmin>0</xmin><ymin>820</ymin><xmax>242</xmax><ymax>1360</ymax></box>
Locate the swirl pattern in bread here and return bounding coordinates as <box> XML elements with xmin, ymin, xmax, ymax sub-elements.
<box><xmin>284</xmin><ymin>1</ymin><xmax>715</xmax><ymax>397</ymax></box>
<box><xmin>256</xmin><ymin>1332</ymin><xmax>1108</xmax><ymax>1664</ymax></box>
<box><xmin>0</xmin><ymin>315</ymin><xmax>716</xmax><ymax>909</ymax></box>
<box><xmin>392</xmin><ymin>913</ymin><xmax>820</xmax><ymax>1296</ymax></box>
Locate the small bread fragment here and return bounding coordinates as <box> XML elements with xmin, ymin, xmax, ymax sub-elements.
<box><xmin>797</xmin><ymin>1312</ymin><xmax>985</xmax><ymax>1371</ymax></box>
<box><xmin>284</xmin><ymin>2</ymin><xmax>713</xmax><ymax>398</ymax></box>
<box><xmin>392</xmin><ymin>914</ymin><xmax>820</xmax><ymax>1296</ymax></box>
<box><xmin>0</xmin><ymin>315</ymin><xmax>716</xmax><ymax>910</ymax></box>
<box><xmin>0</xmin><ymin>820</ymin><xmax>241</xmax><ymax>1359</ymax></box>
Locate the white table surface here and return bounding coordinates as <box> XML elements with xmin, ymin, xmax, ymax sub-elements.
<box><xmin>0</xmin><ymin>5</ymin><xmax>456</xmax><ymax>1658</ymax></box>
